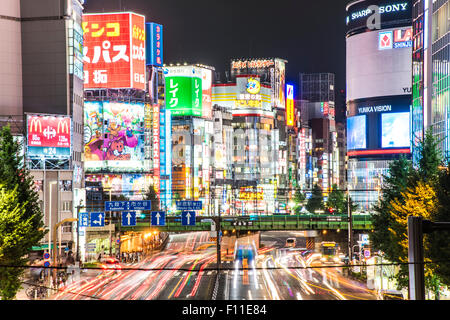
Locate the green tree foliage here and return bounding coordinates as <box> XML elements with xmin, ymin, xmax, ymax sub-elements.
<box><xmin>0</xmin><ymin>126</ymin><xmax>45</xmax><ymax>299</ymax></box>
<box><xmin>0</xmin><ymin>186</ymin><xmax>35</xmax><ymax>300</ymax></box>
<box><xmin>371</xmin><ymin>128</ymin><xmax>450</xmax><ymax>292</ymax></box>
<box><xmin>293</xmin><ymin>187</ymin><xmax>306</xmax><ymax>214</ymax></box>
<box><xmin>429</xmin><ymin>163</ymin><xmax>450</xmax><ymax>288</ymax></box>
<box><xmin>144</xmin><ymin>185</ymin><xmax>160</xmax><ymax>211</ymax></box>
<box><xmin>306</xmin><ymin>184</ymin><xmax>324</xmax><ymax>214</ymax></box>
<box><xmin>326</xmin><ymin>184</ymin><xmax>346</xmax><ymax>214</ymax></box>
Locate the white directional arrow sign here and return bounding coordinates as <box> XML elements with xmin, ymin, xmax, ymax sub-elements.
<box><xmin>151</xmin><ymin>211</ymin><xmax>165</xmax><ymax>226</ymax></box>
<box><xmin>181</xmin><ymin>211</ymin><xmax>196</xmax><ymax>226</ymax></box>
<box><xmin>122</xmin><ymin>211</ymin><xmax>137</xmax><ymax>226</ymax></box>
<box><xmin>90</xmin><ymin>212</ymin><xmax>105</xmax><ymax>227</ymax></box>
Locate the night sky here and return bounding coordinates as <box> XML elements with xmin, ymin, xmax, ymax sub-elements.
<box><xmin>84</xmin><ymin>0</ymin><xmax>349</xmax><ymax>117</ymax></box>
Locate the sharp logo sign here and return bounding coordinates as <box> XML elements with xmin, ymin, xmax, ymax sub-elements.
<box><xmin>379</xmin><ymin>27</ymin><xmax>412</xmax><ymax>50</ymax></box>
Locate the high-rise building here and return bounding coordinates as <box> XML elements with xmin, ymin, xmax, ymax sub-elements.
<box><xmin>298</xmin><ymin>73</ymin><xmax>341</xmax><ymax>194</ymax></box>
<box><xmin>212</xmin><ymin>58</ymin><xmax>289</xmax><ymax>214</ymax></box>
<box><xmin>165</xmin><ymin>64</ymin><xmax>215</xmax><ymax>214</ymax></box>
<box><xmin>346</xmin><ymin>0</ymin><xmax>413</xmax><ymax>210</ymax></box>
<box><xmin>412</xmin><ymin>0</ymin><xmax>450</xmax><ymax>161</ymax></box>
<box><xmin>0</xmin><ymin>0</ymin><xmax>85</xmax><ymax>260</ymax></box>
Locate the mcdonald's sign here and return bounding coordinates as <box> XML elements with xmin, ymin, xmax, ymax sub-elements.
<box><xmin>27</xmin><ymin>115</ymin><xmax>71</xmax><ymax>158</ymax></box>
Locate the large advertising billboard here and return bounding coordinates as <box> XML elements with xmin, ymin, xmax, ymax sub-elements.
<box><xmin>346</xmin><ymin>26</ymin><xmax>412</xmax><ymax>101</ymax></box>
<box><xmin>84</xmin><ymin>101</ymin><xmax>146</xmax><ymax>172</ymax></box>
<box><xmin>27</xmin><ymin>114</ymin><xmax>71</xmax><ymax>158</ymax></box>
<box><xmin>83</xmin><ymin>12</ymin><xmax>146</xmax><ymax>90</ymax></box>
<box><xmin>164</xmin><ymin>66</ymin><xmax>203</xmax><ymax>117</ymax></box>
<box><xmin>347</xmin><ymin>96</ymin><xmax>411</xmax><ymax>157</ymax></box>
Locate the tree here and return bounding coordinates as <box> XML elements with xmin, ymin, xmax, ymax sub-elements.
<box><xmin>0</xmin><ymin>185</ymin><xmax>36</xmax><ymax>300</ymax></box>
<box><xmin>429</xmin><ymin>163</ymin><xmax>450</xmax><ymax>289</ymax></box>
<box><xmin>371</xmin><ymin>129</ymin><xmax>445</xmax><ymax>292</ymax></box>
<box><xmin>144</xmin><ymin>185</ymin><xmax>160</xmax><ymax>211</ymax></box>
<box><xmin>306</xmin><ymin>184</ymin><xmax>324</xmax><ymax>214</ymax></box>
<box><xmin>326</xmin><ymin>184</ymin><xmax>346</xmax><ymax>214</ymax></box>
<box><xmin>0</xmin><ymin>125</ymin><xmax>45</xmax><ymax>299</ymax></box>
<box><xmin>293</xmin><ymin>187</ymin><xmax>306</xmax><ymax>214</ymax></box>
<box><xmin>388</xmin><ymin>181</ymin><xmax>438</xmax><ymax>290</ymax></box>
<box><xmin>0</xmin><ymin>125</ymin><xmax>45</xmax><ymax>246</ymax></box>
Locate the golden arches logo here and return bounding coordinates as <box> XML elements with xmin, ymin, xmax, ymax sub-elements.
<box><xmin>29</xmin><ymin>118</ymin><xmax>42</xmax><ymax>133</ymax></box>
<box><xmin>57</xmin><ymin>118</ymin><xmax>69</xmax><ymax>134</ymax></box>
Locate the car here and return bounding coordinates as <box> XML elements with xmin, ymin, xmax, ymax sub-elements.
<box><xmin>286</xmin><ymin>238</ymin><xmax>296</xmax><ymax>248</ymax></box>
<box><xmin>100</xmin><ymin>257</ymin><xmax>121</xmax><ymax>271</ymax></box>
<box><xmin>378</xmin><ymin>289</ymin><xmax>404</xmax><ymax>300</ymax></box>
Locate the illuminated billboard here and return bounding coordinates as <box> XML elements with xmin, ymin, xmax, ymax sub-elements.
<box><xmin>346</xmin><ymin>1</ymin><xmax>412</xmax><ymax>35</ymax></box>
<box><xmin>274</xmin><ymin>59</ymin><xmax>286</xmax><ymax>109</ymax></box>
<box><xmin>83</xmin><ymin>12</ymin><xmax>146</xmax><ymax>90</ymax></box>
<box><xmin>286</xmin><ymin>84</ymin><xmax>295</xmax><ymax>126</ymax></box>
<box><xmin>84</xmin><ymin>101</ymin><xmax>146</xmax><ymax>172</ymax></box>
<box><xmin>164</xmin><ymin>66</ymin><xmax>203</xmax><ymax>116</ymax></box>
<box><xmin>146</xmin><ymin>22</ymin><xmax>163</xmax><ymax>67</ymax></box>
<box><xmin>347</xmin><ymin>115</ymin><xmax>366</xmax><ymax>150</ymax></box>
<box><xmin>86</xmin><ymin>174</ymin><xmax>153</xmax><ymax>199</ymax></box>
<box><xmin>27</xmin><ymin>114</ymin><xmax>71</xmax><ymax>158</ymax></box>
<box><xmin>347</xmin><ymin>26</ymin><xmax>412</xmax><ymax>101</ymax></box>
<box><xmin>381</xmin><ymin>112</ymin><xmax>410</xmax><ymax>148</ymax></box>
<box><xmin>201</xmin><ymin>68</ymin><xmax>213</xmax><ymax>119</ymax></box>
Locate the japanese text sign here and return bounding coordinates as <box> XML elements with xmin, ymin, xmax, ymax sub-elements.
<box><xmin>83</xmin><ymin>12</ymin><xmax>146</xmax><ymax>90</ymax></box>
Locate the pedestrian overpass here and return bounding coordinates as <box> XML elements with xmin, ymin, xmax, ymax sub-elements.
<box><xmin>118</xmin><ymin>214</ymin><xmax>373</xmax><ymax>233</ymax></box>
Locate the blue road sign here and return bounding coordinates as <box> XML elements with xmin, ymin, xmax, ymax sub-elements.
<box><xmin>176</xmin><ymin>201</ymin><xmax>202</xmax><ymax>211</ymax></box>
<box><xmin>44</xmin><ymin>261</ymin><xmax>50</xmax><ymax>267</ymax></box>
<box><xmin>43</xmin><ymin>253</ymin><xmax>50</xmax><ymax>260</ymax></box>
<box><xmin>151</xmin><ymin>211</ymin><xmax>166</xmax><ymax>226</ymax></box>
<box><xmin>121</xmin><ymin>211</ymin><xmax>137</xmax><ymax>226</ymax></box>
<box><xmin>105</xmin><ymin>200</ymin><xmax>152</xmax><ymax>211</ymax></box>
<box><xmin>90</xmin><ymin>212</ymin><xmax>105</xmax><ymax>227</ymax></box>
<box><xmin>181</xmin><ymin>211</ymin><xmax>196</xmax><ymax>226</ymax></box>
<box><xmin>79</xmin><ymin>212</ymin><xmax>89</xmax><ymax>227</ymax></box>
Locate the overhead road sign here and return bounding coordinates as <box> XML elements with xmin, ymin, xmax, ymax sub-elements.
<box><xmin>176</xmin><ymin>201</ymin><xmax>202</xmax><ymax>211</ymax></box>
<box><xmin>105</xmin><ymin>200</ymin><xmax>151</xmax><ymax>211</ymax></box>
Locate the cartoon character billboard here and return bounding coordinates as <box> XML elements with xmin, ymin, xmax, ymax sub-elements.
<box><xmin>84</xmin><ymin>101</ymin><xmax>145</xmax><ymax>171</ymax></box>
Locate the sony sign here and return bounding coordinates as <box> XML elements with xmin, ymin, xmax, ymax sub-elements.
<box><xmin>350</xmin><ymin>2</ymin><xmax>408</xmax><ymax>21</ymax></box>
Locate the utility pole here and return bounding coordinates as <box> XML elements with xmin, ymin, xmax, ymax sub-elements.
<box><xmin>408</xmin><ymin>216</ymin><xmax>450</xmax><ymax>300</ymax></box>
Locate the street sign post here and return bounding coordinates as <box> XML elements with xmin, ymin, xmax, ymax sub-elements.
<box><xmin>151</xmin><ymin>211</ymin><xmax>166</xmax><ymax>226</ymax></box>
<box><xmin>89</xmin><ymin>212</ymin><xmax>105</xmax><ymax>227</ymax></box>
<box><xmin>121</xmin><ymin>211</ymin><xmax>137</xmax><ymax>226</ymax></box>
<box><xmin>79</xmin><ymin>212</ymin><xmax>89</xmax><ymax>227</ymax></box>
<box><xmin>105</xmin><ymin>200</ymin><xmax>152</xmax><ymax>211</ymax></box>
<box><xmin>176</xmin><ymin>201</ymin><xmax>202</xmax><ymax>211</ymax></box>
<box><xmin>181</xmin><ymin>211</ymin><xmax>196</xmax><ymax>226</ymax></box>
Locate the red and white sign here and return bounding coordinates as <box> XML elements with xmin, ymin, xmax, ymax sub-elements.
<box><xmin>83</xmin><ymin>12</ymin><xmax>146</xmax><ymax>90</ymax></box>
<box><xmin>27</xmin><ymin>115</ymin><xmax>71</xmax><ymax>148</ymax></box>
<box><xmin>378</xmin><ymin>31</ymin><xmax>393</xmax><ymax>50</ymax></box>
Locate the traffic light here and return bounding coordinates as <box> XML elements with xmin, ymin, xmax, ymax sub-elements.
<box><xmin>327</xmin><ymin>207</ymin><xmax>335</xmax><ymax>214</ymax></box>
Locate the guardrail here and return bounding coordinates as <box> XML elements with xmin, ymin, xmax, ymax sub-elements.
<box><xmin>118</xmin><ymin>214</ymin><xmax>373</xmax><ymax>232</ymax></box>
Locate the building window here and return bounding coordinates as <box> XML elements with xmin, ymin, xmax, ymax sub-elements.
<box><xmin>61</xmin><ymin>201</ymin><xmax>72</xmax><ymax>212</ymax></box>
<box><xmin>60</xmin><ymin>180</ymin><xmax>72</xmax><ymax>191</ymax></box>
